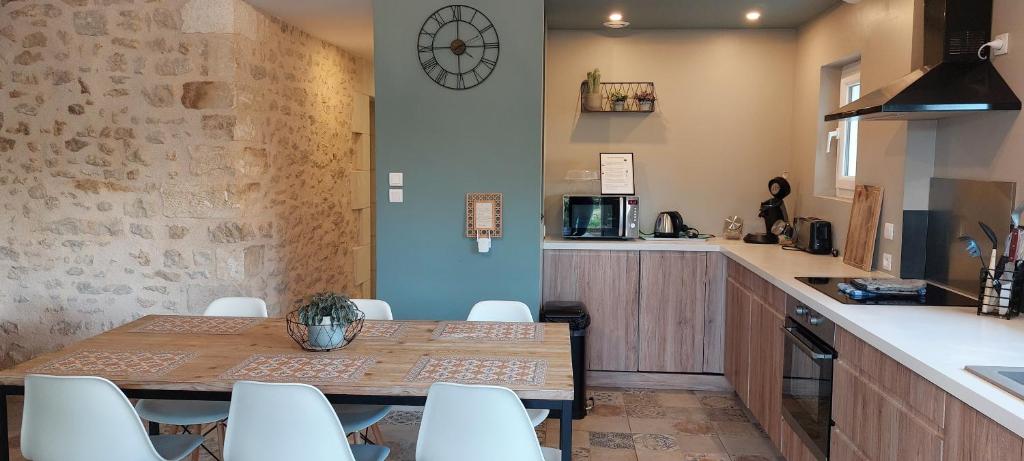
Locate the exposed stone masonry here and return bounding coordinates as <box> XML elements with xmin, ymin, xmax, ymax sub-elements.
<box><xmin>0</xmin><ymin>0</ymin><xmax>372</xmax><ymax>369</ymax></box>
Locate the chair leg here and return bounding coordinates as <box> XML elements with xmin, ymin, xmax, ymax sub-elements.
<box><xmin>369</xmin><ymin>424</ymin><xmax>385</xmax><ymax>445</ymax></box>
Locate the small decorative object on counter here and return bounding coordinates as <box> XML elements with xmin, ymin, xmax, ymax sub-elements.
<box><xmin>609</xmin><ymin>90</ymin><xmax>628</xmax><ymax>111</ymax></box>
<box><xmin>287</xmin><ymin>292</ymin><xmax>365</xmax><ymax>351</ymax></box>
<box><xmin>584</xmin><ymin>69</ymin><xmax>603</xmax><ymax>111</ymax></box>
<box><xmin>724</xmin><ymin>216</ymin><xmax>744</xmax><ymax>240</ymax></box>
<box><xmin>634</xmin><ymin>91</ymin><xmax>656</xmax><ymax>111</ymax></box>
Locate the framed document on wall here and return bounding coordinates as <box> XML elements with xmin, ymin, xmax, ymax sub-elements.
<box><xmin>600</xmin><ymin>153</ymin><xmax>635</xmax><ymax>195</ymax></box>
<box><xmin>465</xmin><ymin>193</ymin><xmax>503</xmax><ymax>238</ymax></box>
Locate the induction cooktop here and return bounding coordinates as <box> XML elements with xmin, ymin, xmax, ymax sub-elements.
<box><xmin>797</xmin><ymin>277</ymin><xmax>977</xmax><ymax>306</ymax></box>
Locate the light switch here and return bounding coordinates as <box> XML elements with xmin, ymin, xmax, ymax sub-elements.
<box><xmin>884</xmin><ymin>223</ymin><xmax>895</xmax><ymax>240</ymax></box>
<box><xmin>388</xmin><ymin>172</ymin><xmax>403</xmax><ymax>187</ymax></box>
<box><xmin>388</xmin><ymin>188</ymin><xmax>403</xmax><ymax>203</ymax></box>
<box><xmin>882</xmin><ymin>253</ymin><xmax>893</xmax><ymax>271</ymax></box>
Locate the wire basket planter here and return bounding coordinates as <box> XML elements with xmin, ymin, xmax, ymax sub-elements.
<box><xmin>286</xmin><ymin>309</ymin><xmax>365</xmax><ymax>352</ymax></box>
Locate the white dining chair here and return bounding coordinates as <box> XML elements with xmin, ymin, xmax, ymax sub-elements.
<box><xmin>352</xmin><ymin>298</ymin><xmax>394</xmax><ymax>321</ymax></box>
<box><xmin>334</xmin><ymin>299</ymin><xmax>394</xmax><ymax>444</ymax></box>
<box><xmin>223</xmin><ymin>381</ymin><xmax>390</xmax><ymax>461</ymax></box>
<box><xmin>416</xmin><ymin>382</ymin><xmax>559</xmax><ymax>461</ymax></box>
<box><xmin>466</xmin><ymin>300</ymin><xmax>549</xmax><ymax>426</ymax></box>
<box><xmin>21</xmin><ymin>374</ymin><xmax>204</xmax><ymax>461</ymax></box>
<box><xmin>136</xmin><ymin>297</ymin><xmax>269</xmax><ymax>459</ymax></box>
<box><xmin>467</xmin><ymin>300</ymin><xmax>534</xmax><ymax>323</ymax></box>
<box><xmin>203</xmin><ymin>297</ymin><xmax>268</xmax><ymax>317</ymax></box>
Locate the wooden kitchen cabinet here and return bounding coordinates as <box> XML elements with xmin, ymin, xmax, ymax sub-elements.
<box><xmin>781</xmin><ymin>418</ymin><xmax>819</xmax><ymax>461</ymax></box>
<box><xmin>724</xmin><ymin>278</ymin><xmax>751</xmax><ymax>402</ymax></box>
<box><xmin>747</xmin><ymin>293</ymin><xmax>785</xmax><ymax>446</ymax></box>
<box><xmin>638</xmin><ymin>251</ymin><xmax>707</xmax><ymax>373</ymax></box>
<box><xmin>944</xmin><ymin>395</ymin><xmax>1024</xmax><ymax>461</ymax></box>
<box><xmin>542</xmin><ymin>250</ymin><xmax>640</xmax><ymax>371</ymax></box>
<box><xmin>725</xmin><ymin>260</ymin><xmax>785</xmax><ymax>447</ymax></box>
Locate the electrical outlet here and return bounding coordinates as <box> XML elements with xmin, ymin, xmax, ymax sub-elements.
<box><xmin>882</xmin><ymin>253</ymin><xmax>893</xmax><ymax>271</ymax></box>
<box><xmin>994</xmin><ymin>33</ymin><xmax>1010</xmax><ymax>56</ymax></box>
<box><xmin>884</xmin><ymin>223</ymin><xmax>895</xmax><ymax>240</ymax></box>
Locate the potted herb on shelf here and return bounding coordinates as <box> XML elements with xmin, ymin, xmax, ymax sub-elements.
<box><xmin>584</xmin><ymin>69</ymin><xmax>603</xmax><ymax>111</ymax></box>
<box><xmin>609</xmin><ymin>90</ymin><xmax>628</xmax><ymax>111</ymax></box>
<box><xmin>635</xmin><ymin>91</ymin><xmax>656</xmax><ymax>111</ymax></box>
<box><xmin>295</xmin><ymin>292</ymin><xmax>361</xmax><ymax>350</ymax></box>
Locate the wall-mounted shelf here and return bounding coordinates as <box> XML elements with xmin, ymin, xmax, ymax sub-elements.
<box><xmin>580</xmin><ymin>81</ymin><xmax>657</xmax><ymax>113</ymax></box>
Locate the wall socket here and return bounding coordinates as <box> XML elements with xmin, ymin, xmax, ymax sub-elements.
<box><xmin>882</xmin><ymin>253</ymin><xmax>893</xmax><ymax>271</ymax></box>
<box><xmin>884</xmin><ymin>222</ymin><xmax>895</xmax><ymax>240</ymax></box>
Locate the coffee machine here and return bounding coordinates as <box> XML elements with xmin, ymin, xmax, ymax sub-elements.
<box><xmin>744</xmin><ymin>177</ymin><xmax>791</xmax><ymax>244</ymax></box>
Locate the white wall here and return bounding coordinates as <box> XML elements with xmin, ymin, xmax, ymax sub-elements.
<box><xmin>544</xmin><ymin>29</ymin><xmax>796</xmax><ymax>237</ymax></box>
<box><xmin>787</xmin><ymin>0</ymin><xmax>920</xmax><ymax>272</ymax></box>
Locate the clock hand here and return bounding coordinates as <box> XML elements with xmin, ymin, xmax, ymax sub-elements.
<box><xmin>466</xmin><ymin>35</ymin><xmax>482</xmax><ymax>44</ymax></box>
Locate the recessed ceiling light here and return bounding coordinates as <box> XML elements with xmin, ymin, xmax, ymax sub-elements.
<box><xmin>746</xmin><ymin>10</ymin><xmax>762</xmax><ymax>21</ymax></box>
<box><xmin>603</xmin><ymin>12</ymin><xmax>629</xmax><ymax>29</ymax></box>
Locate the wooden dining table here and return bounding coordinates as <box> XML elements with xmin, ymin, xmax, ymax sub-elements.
<box><xmin>0</xmin><ymin>315</ymin><xmax>575</xmax><ymax>461</ymax></box>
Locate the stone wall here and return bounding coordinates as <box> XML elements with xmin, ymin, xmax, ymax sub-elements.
<box><xmin>0</xmin><ymin>0</ymin><xmax>372</xmax><ymax>367</ymax></box>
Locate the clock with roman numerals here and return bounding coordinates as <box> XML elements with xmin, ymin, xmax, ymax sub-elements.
<box><xmin>417</xmin><ymin>4</ymin><xmax>499</xmax><ymax>90</ymax></box>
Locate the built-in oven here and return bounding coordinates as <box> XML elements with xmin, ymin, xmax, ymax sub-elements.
<box><xmin>562</xmin><ymin>195</ymin><xmax>639</xmax><ymax>239</ymax></box>
<box><xmin>781</xmin><ymin>299</ymin><xmax>837</xmax><ymax>461</ymax></box>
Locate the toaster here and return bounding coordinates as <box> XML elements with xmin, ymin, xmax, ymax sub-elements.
<box><xmin>793</xmin><ymin>217</ymin><xmax>834</xmax><ymax>255</ymax></box>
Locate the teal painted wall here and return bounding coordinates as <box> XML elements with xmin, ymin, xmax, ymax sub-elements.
<box><xmin>372</xmin><ymin>0</ymin><xmax>544</xmax><ymax>320</ymax></box>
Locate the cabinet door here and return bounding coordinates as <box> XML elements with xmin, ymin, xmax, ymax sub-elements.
<box><xmin>724</xmin><ymin>278</ymin><xmax>751</xmax><ymax>403</ymax></box>
<box><xmin>703</xmin><ymin>252</ymin><xmax>727</xmax><ymax>373</ymax></box>
<box><xmin>944</xmin><ymin>395</ymin><xmax>1024</xmax><ymax>461</ymax></box>
<box><xmin>833</xmin><ymin>360</ymin><xmax>943</xmax><ymax>461</ymax></box>
<box><xmin>638</xmin><ymin>251</ymin><xmax>708</xmax><ymax>373</ymax></box>
<box><xmin>542</xmin><ymin>250</ymin><xmax>640</xmax><ymax>372</ymax></box>
<box><xmin>748</xmin><ymin>299</ymin><xmax>784</xmax><ymax>448</ymax></box>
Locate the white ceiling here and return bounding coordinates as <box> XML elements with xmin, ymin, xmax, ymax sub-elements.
<box><xmin>546</xmin><ymin>0</ymin><xmax>841</xmax><ymax>30</ymax></box>
<box><xmin>243</xmin><ymin>0</ymin><xmax>842</xmax><ymax>58</ymax></box>
<box><xmin>244</xmin><ymin>0</ymin><xmax>374</xmax><ymax>58</ymax></box>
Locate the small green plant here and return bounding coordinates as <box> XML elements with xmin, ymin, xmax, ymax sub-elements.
<box><xmin>634</xmin><ymin>91</ymin><xmax>656</xmax><ymax>103</ymax></box>
<box><xmin>608</xmin><ymin>90</ymin><xmax>628</xmax><ymax>102</ymax></box>
<box><xmin>296</xmin><ymin>292</ymin><xmax>360</xmax><ymax>326</ymax></box>
<box><xmin>586</xmin><ymin>68</ymin><xmax>601</xmax><ymax>94</ymax></box>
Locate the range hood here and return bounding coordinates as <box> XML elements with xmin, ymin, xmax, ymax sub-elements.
<box><xmin>825</xmin><ymin>0</ymin><xmax>1021</xmax><ymax>122</ymax></box>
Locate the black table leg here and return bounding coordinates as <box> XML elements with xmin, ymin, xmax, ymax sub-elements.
<box><xmin>149</xmin><ymin>421</ymin><xmax>160</xmax><ymax>436</ymax></box>
<box><xmin>559</xmin><ymin>399</ymin><xmax>572</xmax><ymax>461</ymax></box>
<box><xmin>1</xmin><ymin>388</ymin><xmax>9</xmax><ymax>461</ymax></box>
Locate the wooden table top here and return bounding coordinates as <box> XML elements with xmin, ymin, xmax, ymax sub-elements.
<box><xmin>0</xmin><ymin>316</ymin><xmax>574</xmax><ymax>401</ymax></box>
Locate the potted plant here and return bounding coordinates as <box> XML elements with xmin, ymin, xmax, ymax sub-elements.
<box><xmin>609</xmin><ymin>90</ymin><xmax>628</xmax><ymax>111</ymax></box>
<box><xmin>295</xmin><ymin>292</ymin><xmax>361</xmax><ymax>350</ymax></box>
<box><xmin>584</xmin><ymin>69</ymin><xmax>603</xmax><ymax>111</ymax></box>
<box><xmin>635</xmin><ymin>91</ymin><xmax>656</xmax><ymax>111</ymax></box>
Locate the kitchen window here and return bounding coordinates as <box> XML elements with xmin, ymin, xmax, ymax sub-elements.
<box><xmin>834</xmin><ymin>62</ymin><xmax>861</xmax><ymax>197</ymax></box>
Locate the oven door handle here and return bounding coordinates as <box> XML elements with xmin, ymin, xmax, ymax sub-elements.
<box><xmin>781</xmin><ymin>326</ymin><xmax>834</xmax><ymax>360</ymax></box>
<box><xmin>618</xmin><ymin>197</ymin><xmax>626</xmax><ymax>237</ymax></box>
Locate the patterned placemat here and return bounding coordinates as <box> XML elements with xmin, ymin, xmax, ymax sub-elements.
<box><xmin>130</xmin><ymin>316</ymin><xmax>265</xmax><ymax>335</ymax></box>
<box><xmin>28</xmin><ymin>350</ymin><xmax>197</xmax><ymax>378</ymax></box>
<box><xmin>360</xmin><ymin>320</ymin><xmax>409</xmax><ymax>339</ymax></box>
<box><xmin>220</xmin><ymin>354</ymin><xmax>376</xmax><ymax>384</ymax></box>
<box><xmin>432</xmin><ymin>321</ymin><xmax>544</xmax><ymax>342</ymax></box>
<box><xmin>404</xmin><ymin>356</ymin><xmax>547</xmax><ymax>386</ymax></box>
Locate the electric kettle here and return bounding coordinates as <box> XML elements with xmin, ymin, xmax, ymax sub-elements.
<box><xmin>654</xmin><ymin>211</ymin><xmax>687</xmax><ymax>238</ymax></box>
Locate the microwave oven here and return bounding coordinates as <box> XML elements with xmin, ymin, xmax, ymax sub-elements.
<box><xmin>562</xmin><ymin>195</ymin><xmax>639</xmax><ymax>239</ymax></box>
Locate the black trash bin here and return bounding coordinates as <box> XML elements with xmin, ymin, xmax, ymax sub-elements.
<box><xmin>540</xmin><ymin>301</ymin><xmax>591</xmax><ymax>419</ymax></box>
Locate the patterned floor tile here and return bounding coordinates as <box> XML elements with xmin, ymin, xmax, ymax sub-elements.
<box><xmin>590</xmin><ymin>431</ymin><xmax>636</xmax><ymax>449</ymax></box>
<box><xmin>713</xmin><ymin>421</ymin><xmax>763</xmax><ymax>437</ymax></box>
<box><xmin>699</xmin><ymin>395</ymin><xmax>741</xmax><ymax>409</ymax></box>
<box><xmin>718</xmin><ymin>435</ymin><xmax>776</xmax><ymax>456</ymax></box>
<box><xmin>705</xmin><ymin>408</ymin><xmax>749</xmax><ymax>422</ymax></box>
<box><xmin>673</xmin><ymin>420</ymin><xmax>718</xmax><ymax>436</ymax></box>
<box><xmin>576</xmin><ymin>414</ymin><xmax>631</xmax><ymax>432</ymax></box>
<box><xmin>589</xmin><ymin>390</ymin><xmax>624</xmax><ymax>405</ymax></box>
<box><xmin>656</xmin><ymin>391</ymin><xmax>702</xmax><ymax>408</ymax></box>
<box><xmin>676</xmin><ymin>435</ymin><xmax>728</xmax><ymax>453</ymax></box>
<box><xmin>573</xmin><ymin>447</ymin><xmax>592</xmax><ymax>461</ymax></box>
<box><xmin>682</xmin><ymin>453</ymin><xmax>731</xmax><ymax>461</ymax></box>
<box><xmin>632</xmin><ymin>433</ymin><xmax>678</xmax><ymax>451</ymax></box>
<box><xmin>590</xmin><ymin>403</ymin><xmax>627</xmax><ymax>417</ymax></box>
<box><xmin>625</xmin><ymin>403</ymin><xmax>666</xmax><ymax>418</ymax></box>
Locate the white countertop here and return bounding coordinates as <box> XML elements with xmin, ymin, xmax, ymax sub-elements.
<box><xmin>545</xmin><ymin>237</ymin><xmax>1024</xmax><ymax>437</ymax></box>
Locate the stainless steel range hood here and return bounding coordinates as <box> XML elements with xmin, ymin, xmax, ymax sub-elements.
<box><xmin>825</xmin><ymin>0</ymin><xmax>1020</xmax><ymax>122</ymax></box>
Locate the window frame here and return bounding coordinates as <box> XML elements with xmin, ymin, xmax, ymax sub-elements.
<box><xmin>835</xmin><ymin>62</ymin><xmax>861</xmax><ymax>198</ymax></box>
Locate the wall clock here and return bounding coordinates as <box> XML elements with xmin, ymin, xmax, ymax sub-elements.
<box><xmin>417</xmin><ymin>4</ymin><xmax>499</xmax><ymax>90</ymax></box>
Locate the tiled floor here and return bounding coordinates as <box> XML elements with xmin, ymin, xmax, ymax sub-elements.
<box><xmin>376</xmin><ymin>387</ymin><xmax>783</xmax><ymax>461</ymax></box>
<box><xmin>5</xmin><ymin>388</ymin><xmax>783</xmax><ymax>461</ymax></box>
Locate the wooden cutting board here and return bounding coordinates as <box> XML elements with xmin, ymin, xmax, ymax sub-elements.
<box><xmin>844</xmin><ymin>185</ymin><xmax>884</xmax><ymax>271</ymax></box>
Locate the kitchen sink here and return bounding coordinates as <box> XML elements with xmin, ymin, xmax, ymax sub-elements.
<box><xmin>966</xmin><ymin>366</ymin><xmax>1024</xmax><ymax>399</ymax></box>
